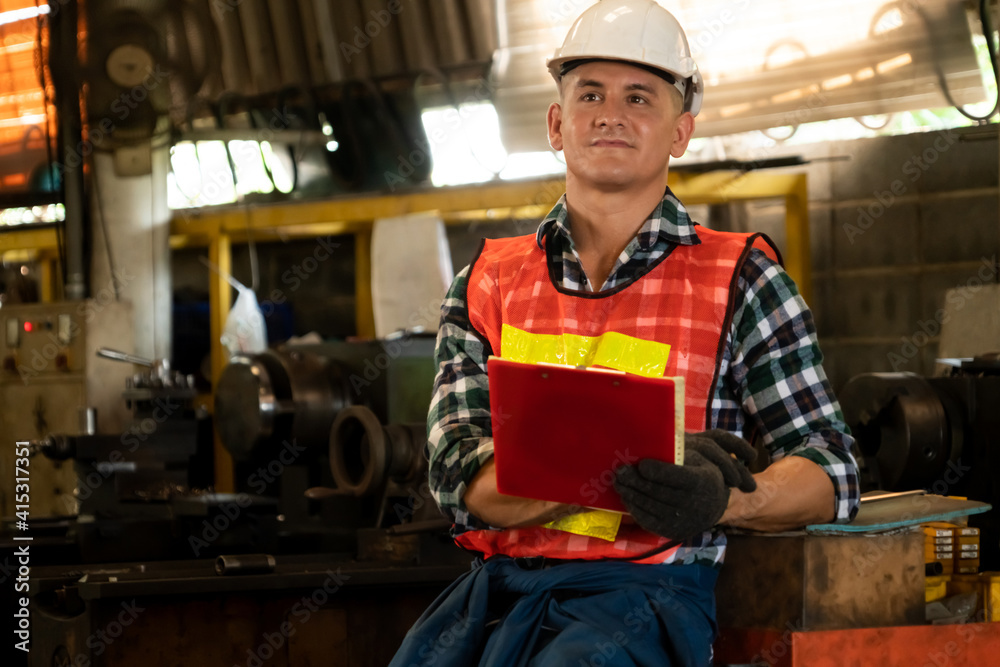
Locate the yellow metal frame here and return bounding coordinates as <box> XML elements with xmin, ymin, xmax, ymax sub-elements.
<box><xmin>169</xmin><ymin>174</ymin><xmax>809</xmax><ymax>491</ymax></box>
<box><xmin>1</xmin><ymin>172</ymin><xmax>810</xmax><ymax>491</ymax></box>
<box><xmin>0</xmin><ymin>228</ymin><xmax>61</xmax><ymax>302</ymax></box>
<box><xmin>670</xmin><ymin>171</ymin><xmax>812</xmax><ymax>302</ymax></box>
<box><xmin>0</xmin><ymin>226</ymin><xmax>59</xmax><ymax>253</ymax></box>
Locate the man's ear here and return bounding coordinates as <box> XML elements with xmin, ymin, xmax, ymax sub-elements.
<box><xmin>670</xmin><ymin>112</ymin><xmax>696</xmax><ymax>159</ymax></box>
<box><xmin>547</xmin><ymin>102</ymin><xmax>564</xmax><ymax>152</ymax></box>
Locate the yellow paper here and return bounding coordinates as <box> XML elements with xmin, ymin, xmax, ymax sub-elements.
<box><xmin>501</xmin><ymin>324</ymin><xmax>670</xmax><ymax>378</ymax></box>
<box><xmin>544</xmin><ymin>510</ymin><xmax>623</xmax><ymax>542</ymax></box>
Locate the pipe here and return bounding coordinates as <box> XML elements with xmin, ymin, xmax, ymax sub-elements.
<box><xmin>215</xmin><ymin>554</ymin><xmax>276</xmax><ymax>576</ymax></box>
<box><xmin>50</xmin><ymin>0</ymin><xmax>87</xmax><ymax>300</ymax></box>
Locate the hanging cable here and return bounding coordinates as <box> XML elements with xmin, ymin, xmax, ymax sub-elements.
<box><xmin>215</xmin><ymin>92</ymin><xmax>245</xmax><ymax>197</ymax></box>
<box><xmin>242</xmin><ymin>205</ymin><xmax>259</xmax><ymax>293</ymax></box>
<box><xmin>961</xmin><ymin>0</ymin><xmax>999</xmax><ymax>122</ymax></box>
<box><xmin>758</xmin><ymin>39</ymin><xmax>810</xmax><ymax>142</ymax></box>
<box><xmin>855</xmin><ymin>113</ymin><xmax>895</xmax><ymax>131</ymax></box>
<box><xmin>326</xmin><ymin>80</ymin><xmax>367</xmax><ymax>191</ymax></box>
<box><xmin>273</xmin><ymin>84</ymin><xmax>317</xmax><ymax>195</ymax></box>
<box><xmin>91</xmin><ymin>172</ymin><xmax>120</xmax><ymax>302</ymax></box>
<box><xmin>238</xmin><ymin>106</ymin><xmax>262</xmax><ymax>292</ymax></box>
<box><xmin>935</xmin><ymin>0</ymin><xmax>998</xmax><ymax>122</ymax></box>
<box><xmin>248</xmin><ymin>108</ymin><xmax>279</xmax><ymax>195</ymax></box>
<box><xmin>217</xmin><ymin>98</ymin><xmax>262</xmax><ymax>292</ymax></box>
<box><xmin>875</xmin><ymin>0</ymin><xmax>999</xmax><ymax>123</ymax></box>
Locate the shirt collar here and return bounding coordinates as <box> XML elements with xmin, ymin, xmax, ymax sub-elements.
<box><xmin>535</xmin><ymin>186</ymin><xmax>702</xmax><ymax>250</ymax></box>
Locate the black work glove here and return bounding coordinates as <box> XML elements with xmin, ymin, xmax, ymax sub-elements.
<box><xmin>613</xmin><ymin>430</ymin><xmax>758</xmax><ymax>541</ymax></box>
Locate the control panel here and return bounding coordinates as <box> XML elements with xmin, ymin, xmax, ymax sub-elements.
<box><xmin>0</xmin><ymin>300</ymin><xmax>134</xmax><ymax>517</ymax></box>
<box><xmin>1</xmin><ymin>303</ymin><xmax>92</xmax><ymax>378</ymax></box>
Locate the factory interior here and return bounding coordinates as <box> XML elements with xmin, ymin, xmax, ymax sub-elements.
<box><xmin>1</xmin><ymin>0</ymin><xmax>1000</xmax><ymax>664</ymax></box>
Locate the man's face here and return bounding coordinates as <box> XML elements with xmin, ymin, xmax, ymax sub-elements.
<box><xmin>547</xmin><ymin>60</ymin><xmax>695</xmax><ymax>191</ymax></box>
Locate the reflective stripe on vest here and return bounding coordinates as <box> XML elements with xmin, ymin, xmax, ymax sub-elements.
<box><xmin>458</xmin><ymin>226</ymin><xmax>780</xmax><ymax>563</ymax></box>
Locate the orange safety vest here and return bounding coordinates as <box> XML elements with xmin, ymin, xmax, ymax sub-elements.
<box><xmin>456</xmin><ymin>225</ymin><xmax>780</xmax><ymax>563</ymax></box>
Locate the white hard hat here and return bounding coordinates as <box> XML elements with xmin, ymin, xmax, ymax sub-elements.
<box><xmin>547</xmin><ymin>0</ymin><xmax>704</xmax><ymax>116</ymax></box>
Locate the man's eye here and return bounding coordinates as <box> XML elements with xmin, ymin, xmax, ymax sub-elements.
<box><xmin>581</xmin><ymin>92</ymin><xmax>599</xmax><ymax>102</ymax></box>
<box><xmin>629</xmin><ymin>95</ymin><xmax>647</xmax><ymax>104</ymax></box>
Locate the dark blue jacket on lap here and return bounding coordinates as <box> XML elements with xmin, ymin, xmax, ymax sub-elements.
<box><xmin>389</xmin><ymin>556</ymin><xmax>718</xmax><ymax>667</ymax></box>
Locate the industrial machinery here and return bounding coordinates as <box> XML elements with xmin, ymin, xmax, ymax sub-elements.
<box><xmin>21</xmin><ymin>334</ymin><xmax>450</xmax><ymax>561</ymax></box>
<box><xmin>839</xmin><ymin>358</ymin><xmax>1000</xmax><ymax>570</ymax></box>
<box><xmin>29</xmin><ymin>347</ymin><xmax>214</xmax><ymax>562</ymax></box>
<box><xmin>16</xmin><ymin>334</ymin><xmax>470</xmax><ymax>667</ymax></box>
<box><xmin>0</xmin><ymin>302</ymin><xmax>135</xmax><ymax>520</ymax></box>
<box><xmin>212</xmin><ymin>336</ymin><xmax>453</xmax><ymax>558</ymax></box>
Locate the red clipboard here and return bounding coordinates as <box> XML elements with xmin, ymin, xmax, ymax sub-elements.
<box><xmin>488</xmin><ymin>356</ymin><xmax>684</xmax><ymax>513</ymax></box>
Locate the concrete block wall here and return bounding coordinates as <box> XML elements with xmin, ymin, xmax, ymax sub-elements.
<box><xmin>738</xmin><ymin>125</ymin><xmax>1000</xmax><ymax>391</ymax></box>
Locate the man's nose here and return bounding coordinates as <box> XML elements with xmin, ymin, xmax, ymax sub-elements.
<box><xmin>596</xmin><ymin>98</ymin><xmax>626</xmax><ymax>127</ymax></box>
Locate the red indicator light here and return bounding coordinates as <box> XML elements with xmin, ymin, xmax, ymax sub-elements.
<box><xmin>23</xmin><ymin>321</ymin><xmax>33</xmax><ymax>333</ymax></box>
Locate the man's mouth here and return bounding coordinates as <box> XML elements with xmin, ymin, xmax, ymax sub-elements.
<box><xmin>592</xmin><ymin>139</ymin><xmax>631</xmax><ymax>148</ymax></box>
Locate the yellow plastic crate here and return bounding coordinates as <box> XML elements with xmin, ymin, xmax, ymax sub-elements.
<box><xmin>944</xmin><ymin>573</ymin><xmax>1000</xmax><ymax>622</ymax></box>
<box><xmin>981</xmin><ymin>573</ymin><xmax>1000</xmax><ymax>622</ymax></box>
<box><xmin>926</xmin><ymin>575</ymin><xmax>949</xmax><ymax>604</ymax></box>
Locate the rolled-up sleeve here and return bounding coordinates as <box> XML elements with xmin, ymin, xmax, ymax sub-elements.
<box><xmin>729</xmin><ymin>250</ymin><xmax>860</xmax><ymax>523</ymax></box>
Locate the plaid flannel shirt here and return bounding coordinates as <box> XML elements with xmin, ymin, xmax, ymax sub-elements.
<box><xmin>427</xmin><ymin>188</ymin><xmax>860</xmax><ymax>567</ymax></box>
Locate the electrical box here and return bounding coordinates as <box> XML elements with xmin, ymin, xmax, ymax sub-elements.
<box><xmin>0</xmin><ymin>301</ymin><xmax>134</xmax><ymax>518</ymax></box>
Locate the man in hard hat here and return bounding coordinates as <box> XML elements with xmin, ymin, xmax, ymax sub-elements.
<box><xmin>391</xmin><ymin>1</ymin><xmax>859</xmax><ymax>664</ymax></box>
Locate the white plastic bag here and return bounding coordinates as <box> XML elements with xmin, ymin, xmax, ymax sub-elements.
<box><xmin>221</xmin><ymin>283</ymin><xmax>267</xmax><ymax>357</ymax></box>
